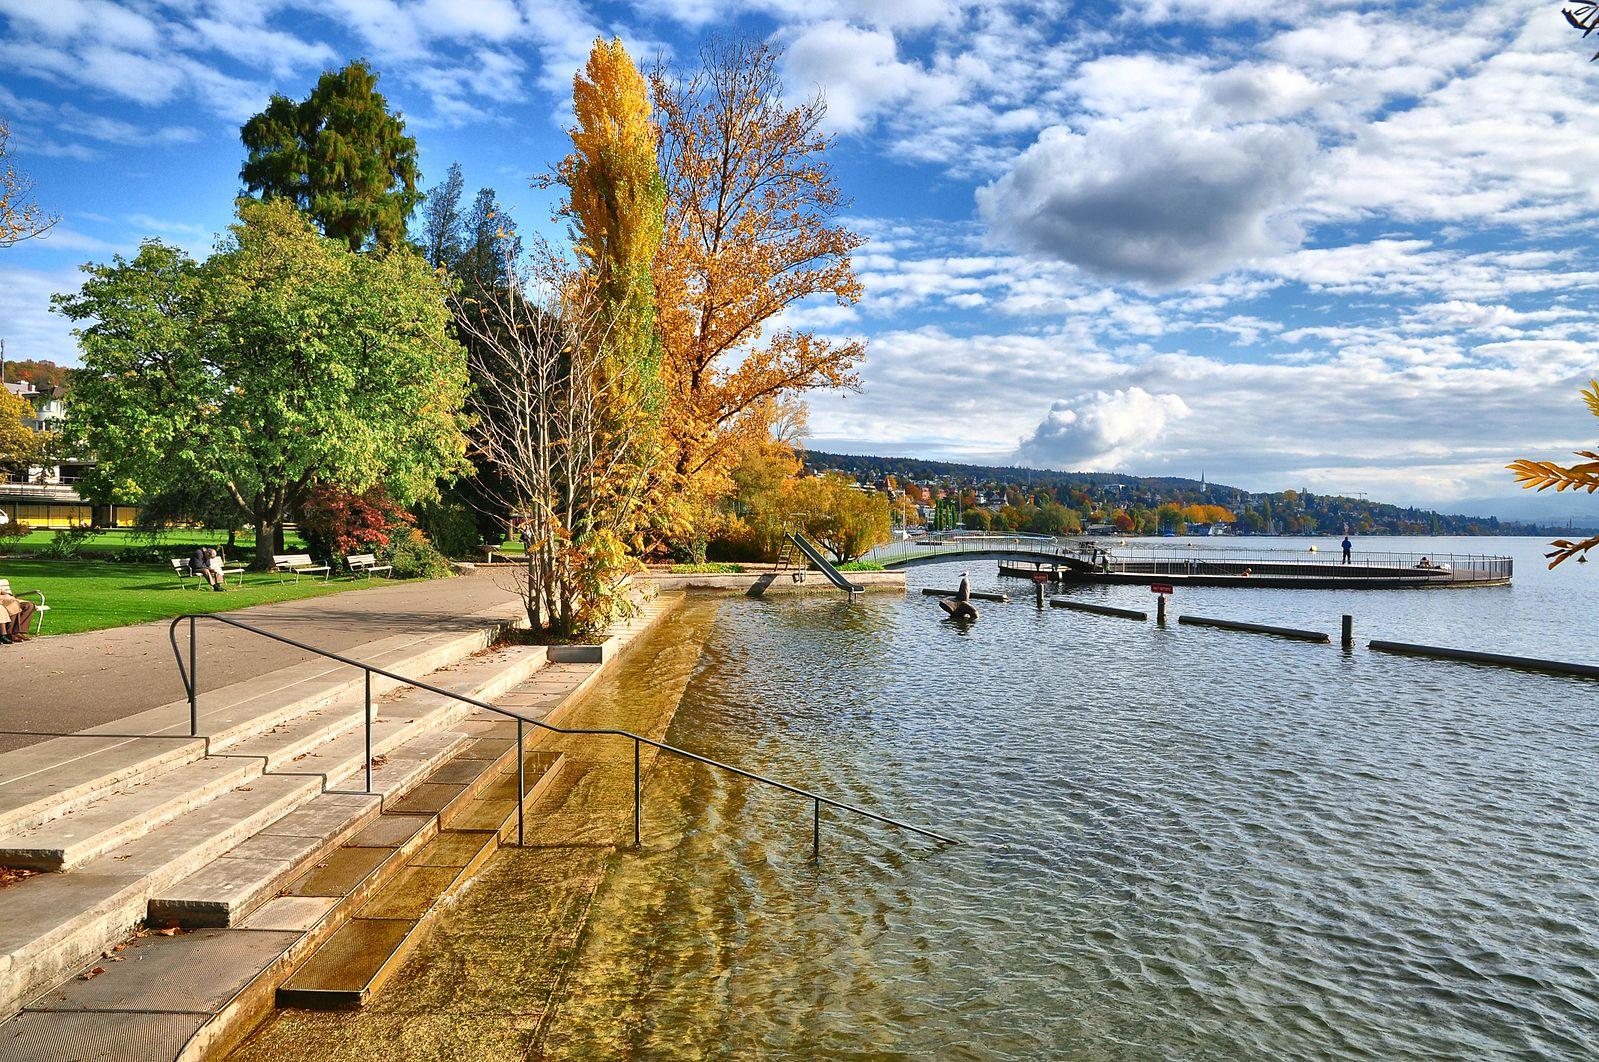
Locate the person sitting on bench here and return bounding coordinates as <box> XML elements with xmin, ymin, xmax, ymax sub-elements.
<box><xmin>0</xmin><ymin>580</ymin><xmax>36</xmax><ymax>643</ymax></box>
<box><xmin>190</xmin><ymin>546</ymin><xmax>225</xmax><ymax>591</ymax></box>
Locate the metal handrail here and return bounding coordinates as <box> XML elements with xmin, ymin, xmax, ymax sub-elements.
<box><xmin>166</xmin><ymin>613</ymin><xmax>957</xmax><ymax>856</ymax></box>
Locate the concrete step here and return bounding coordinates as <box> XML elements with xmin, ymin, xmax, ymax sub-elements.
<box><xmin>0</xmin><ymin>600</ymin><xmax>526</xmax><ymax>837</ymax></box>
<box><xmin>0</xmin><ymin>774</ymin><xmax>335</xmax><ymax>1022</ymax></box>
<box><xmin>0</xmin><ymin>593</ymin><xmax>684</xmax><ymax>1056</ymax></box>
<box><xmin>277</xmin><ymin>751</ymin><xmax>565</xmax><ymax>1009</ymax></box>
<box><xmin>0</xmin><ymin>757</ymin><xmax>260</xmax><ymax>871</ymax></box>
<box><xmin>0</xmin><ymin>642</ymin><xmax>546</xmax><ymax>1023</ymax></box>
<box><xmin>139</xmin><ymin>645</ymin><xmax>554</xmax><ymax>931</ymax></box>
<box><xmin>0</xmin><ymin>642</ymin><xmax>546</xmax><ymax>873</ymax></box>
<box><xmin>146</xmin><ymin>730</ymin><xmax>469</xmax><ymax>928</ymax></box>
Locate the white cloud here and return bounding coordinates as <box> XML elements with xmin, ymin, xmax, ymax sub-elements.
<box><xmin>1015</xmin><ymin>387</ymin><xmax>1192</xmax><ymax>470</ymax></box>
<box><xmin>780</xmin><ymin>20</ymin><xmax>959</xmax><ymax>134</ymax></box>
<box><xmin>977</xmin><ymin>119</ymin><xmax>1316</xmax><ymax>284</ymax></box>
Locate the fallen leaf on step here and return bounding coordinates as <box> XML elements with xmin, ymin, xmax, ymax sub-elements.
<box><xmin>80</xmin><ymin>967</ymin><xmax>105</xmax><ymax>980</ymax></box>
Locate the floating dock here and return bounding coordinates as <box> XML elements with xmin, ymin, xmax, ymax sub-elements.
<box><xmin>999</xmin><ymin>548</ymin><xmax>1512</xmax><ymax>589</ymax></box>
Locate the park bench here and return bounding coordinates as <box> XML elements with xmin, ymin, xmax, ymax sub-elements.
<box><xmin>171</xmin><ymin>556</ymin><xmax>245</xmax><ymax>590</ymax></box>
<box><xmin>272</xmin><ymin>553</ymin><xmax>331</xmax><ymax>583</ymax></box>
<box><xmin>345</xmin><ymin>552</ymin><xmax>393</xmax><ymax>579</ymax></box>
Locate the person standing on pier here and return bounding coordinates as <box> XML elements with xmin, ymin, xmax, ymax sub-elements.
<box><xmin>1342</xmin><ymin>535</ymin><xmax>1353</xmax><ymax>565</ymax></box>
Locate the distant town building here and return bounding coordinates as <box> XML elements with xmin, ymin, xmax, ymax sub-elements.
<box><xmin>2</xmin><ymin>379</ymin><xmax>133</xmax><ymax>528</ymax></box>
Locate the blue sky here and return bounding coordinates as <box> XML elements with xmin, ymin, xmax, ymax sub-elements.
<box><xmin>2</xmin><ymin>0</ymin><xmax>1597</xmax><ymax>514</ymax></box>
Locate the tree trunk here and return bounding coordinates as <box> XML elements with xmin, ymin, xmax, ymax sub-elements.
<box><xmin>253</xmin><ymin>513</ymin><xmax>275</xmax><ymax>571</ymax></box>
<box><xmin>274</xmin><ymin>524</ymin><xmax>286</xmax><ymax>553</ymax></box>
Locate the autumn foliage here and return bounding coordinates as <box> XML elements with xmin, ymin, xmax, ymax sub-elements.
<box><xmin>0</xmin><ymin>118</ymin><xmax>56</xmax><ymax>247</ymax></box>
<box><xmin>650</xmin><ymin>39</ymin><xmax>865</xmax><ymax>552</ymax></box>
<box><xmin>1509</xmin><ymin>379</ymin><xmax>1599</xmax><ymax>566</ymax></box>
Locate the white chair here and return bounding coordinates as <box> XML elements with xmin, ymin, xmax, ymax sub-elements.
<box><xmin>0</xmin><ymin>579</ymin><xmax>48</xmax><ymax>636</ymax></box>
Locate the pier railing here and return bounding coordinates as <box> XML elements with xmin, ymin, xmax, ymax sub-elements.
<box><xmin>868</xmin><ymin>537</ymin><xmax>1512</xmax><ymax>584</ymax></box>
<box><xmin>1093</xmin><ymin>548</ymin><xmax>1512</xmax><ymax>584</ymax></box>
<box><xmin>167</xmin><ymin>613</ymin><xmax>958</xmax><ymax>857</ymax></box>
<box><xmin>868</xmin><ymin>534</ymin><xmax>1074</xmax><ymax>564</ymax></box>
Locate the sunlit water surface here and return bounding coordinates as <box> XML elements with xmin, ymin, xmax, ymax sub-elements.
<box><xmin>539</xmin><ymin>537</ymin><xmax>1599</xmax><ymax>1059</ymax></box>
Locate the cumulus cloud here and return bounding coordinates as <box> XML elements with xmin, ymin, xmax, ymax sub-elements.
<box><xmin>780</xmin><ymin>20</ymin><xmax>959</xmax><ymax>134</ymax></box>
<box><xmin>1014</xmin><ymin>387</ymin><xmax>1192</xmax><ymax>470</ymax></box>
<box><xmin>977</xmin><ymin>119</ymin><xmax>1316</xmax><ymax>284</ymax></box>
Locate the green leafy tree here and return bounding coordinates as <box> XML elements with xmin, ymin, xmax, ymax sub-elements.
<box><xmin>962</xmin><ymin>506</ymin><xmax>992</xmax><ymax>531</ymax></box>
<box><xmin>1028</xmin><ymin>501</ymin><xmax>1081</xmax><ymax>536</ymax></box>
<box><xmin>56</xmin><ymin>200</ymin><xmax>470</xmax><ymax>569</ymax></box>
<box><xmin>791</xmin><ymin>473</ymin><xmax>891</xmax><ymax>562</ymax></box>
<box><xmin>240</xmin><ymin>60</ymin><xmax>420</xmax><ymax>251</ymax></box>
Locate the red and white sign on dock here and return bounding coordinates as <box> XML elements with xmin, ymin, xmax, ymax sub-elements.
<box><xmin>1151</xmin><ymin>583</ymin><xmax>1174</xmax><ymax>594</ymax></box>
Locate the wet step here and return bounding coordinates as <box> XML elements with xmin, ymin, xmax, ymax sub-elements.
<box><xmin>145</xmin><ymin>730</ymin><xmax>466</xmax><ymax>928</ymax></box>
<box><xmin>277</xmin><ymin>751</ymin><xmax>563</xmax><ymax>1009</ymax></box>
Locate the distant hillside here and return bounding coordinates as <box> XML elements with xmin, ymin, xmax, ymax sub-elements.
<box><xmin>802</xmin><ymin>450</ymin><xmax>1595</xmax><ymax>537</ymax></box>
<box><xmin>0</xmin><ymin>358</ymin><xmax>74</xmax><ymax>388</ymax></box>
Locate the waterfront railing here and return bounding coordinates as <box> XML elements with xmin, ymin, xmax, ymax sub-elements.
<box><xmin>168</xmin><ymin>613</ymin><xmax>958</xmax><ymax>857</ymax></box>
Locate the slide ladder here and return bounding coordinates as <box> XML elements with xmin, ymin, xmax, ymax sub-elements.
<box><xmin>787</xmin><ymin>531</ymin><xmax>865</xmax><ymax>595</ymax></box>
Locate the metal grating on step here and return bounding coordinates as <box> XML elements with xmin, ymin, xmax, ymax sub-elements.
<box><xmin>0</xmin><ymin>1010</ymin><xmax>207</xmax><ymax>1062</ymax></box>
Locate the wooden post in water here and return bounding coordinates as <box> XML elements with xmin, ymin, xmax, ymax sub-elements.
<box><xmin>1342</xmin><ymin>614</ymin><xmax>1354</xmax><ymax>650</ymax></box>
<box><xmin>1157</xmin><ymin>594</ymin><xmax>1167</xmax><ymax>626</ymax></box>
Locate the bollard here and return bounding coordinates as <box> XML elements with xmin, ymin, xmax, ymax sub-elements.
<box><xmin>1156</xmin><ymin>594</ymin><xmax>1167</xmax><ymax>626</ymax></box>
<box><xmin>1342</xmin><ymin>614</ymin><xmax>1353</xmax><ymax>650</ymax></box>
<box><xmin>1035</xmin><ymin>581</ymin><xmax>1045</xmax><ymax>608</ymax></box>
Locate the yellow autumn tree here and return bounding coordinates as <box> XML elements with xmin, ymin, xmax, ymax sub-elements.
<box><xmin>564</xmin><ymin>37</ymin><xmax>666</xmax><ymax>446</ymax></box>
<box><xmin>0</xmin><ymin>386</ymin><xmax>41</xmax><ymax>467</ymax></box>
<box><xmin>0</xmin><ymin>117</ymin><xmax>57</xmax><ymax>247</ymax></box>
<box><xmin>1508</xmin><ymin>380</ymin><xmax>1599</xmax><ymax>566</ymax></box>
<box><xmin>651</xmin><ymin>39</ymin><xmax>865</xmax><ymax>554</ymax></box>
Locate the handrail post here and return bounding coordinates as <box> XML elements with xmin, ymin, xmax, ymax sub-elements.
<box><xmin>813</xmin><ymin>798</ymin><xmax>821</xmax><ymax>859</ymax></box>
<box><xmin>188</xmin><ymin>616</ymin><xmax>197</xmax><ymax>737</ymax></box>
<box><xmin>633</xmin><ymin>737</ymin><xmax>642</xmax><ymax>849</ymax></box>
<box><xmin>364</xmin><ymin>670</ymin><xmax>373</xmax><ymax>794</ymax></box>
<box><xmin>517</xmin><ymin>719</ymin><xmax>525</xmax><ymax>847</ymax></box>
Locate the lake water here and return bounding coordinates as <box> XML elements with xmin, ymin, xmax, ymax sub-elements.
<box><xmin>536</xmin><ymin>537</ymin><xmax>1599</xmax><ymax>1058</ymax></box>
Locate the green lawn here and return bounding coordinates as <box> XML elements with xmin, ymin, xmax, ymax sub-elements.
<box><xmin>1</xmin><ymin>528</ymin><xmax>308</xmax><ymax>559</ymax></box>
<box><xmin>0</xmin><ymin>559</ymin><xmax>416</xmax><ymax>637</ymax></box>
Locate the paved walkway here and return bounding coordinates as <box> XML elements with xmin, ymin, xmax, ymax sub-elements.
<box><xmin>0</xmin><ymin>571</ymin><xmax>525</xmax><ymax>754</ymax></box>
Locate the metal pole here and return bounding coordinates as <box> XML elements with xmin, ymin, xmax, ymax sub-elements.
<box><xmin>633</xmin><ymin>738</ymin><xmax>641</xmax><ymax>849</ymax></box>
<box><xmin>188</xmin><ymin>616</ymin><xmax>197</xmax><ymax>736</ymax></box>
<box><xmin>517</xmin><ymin>719</ymin><xmax>525</xmax><ymax>847</ymax></box>
<box><xmin>1341</xmin><ymin>614</ymin><xmax>1354</xmax><ymax>651</ymax></box>
<box><xmin>364</xmin><ymin>670</ymin><xmax>372</xmax><ymax>794</ymax></box>
<box><xmin>813</xmin><ymin>798</ymin><xmax>821</xmax><ymax>859</ymax></box>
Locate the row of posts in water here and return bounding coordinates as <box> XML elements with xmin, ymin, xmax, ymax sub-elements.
<box><xmin>1022</xmin><ymin>578</ymin><xmax>1598</xmax><ymax>679</ymax></box>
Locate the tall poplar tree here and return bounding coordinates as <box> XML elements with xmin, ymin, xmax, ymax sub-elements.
<box><xmin>240</xmin><ymin>61</ymin><xmax>420</xmax><ymax>251</ymax></box>
<box><xmin>563</xmin><ymin>37</ymin><xmax>666</xmax><ymax>435</ymax></box>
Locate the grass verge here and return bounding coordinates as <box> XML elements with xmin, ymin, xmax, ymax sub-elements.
<box><xmin>0</xmin><ymin>559</ymin><xmax>424</xmax><ymax>637</ymax></box>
